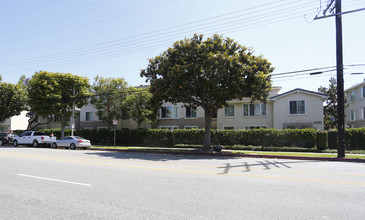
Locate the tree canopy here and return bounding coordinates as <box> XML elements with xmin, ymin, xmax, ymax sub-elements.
<box><xmin>91</xmin><ymin>76</ymin><xmax>130</xmax><ymax>128</ymax></box>
<box><xmin>27</xmin><ymin>71</ymin><xmax>91</xmax><ymax>136</ymax></box>
<box><xmin>0</xmin><ymin>80</ymin><xmax>28</xmax><ymax>123</ymax></box>
<box><xmin>318</xmin><ymin>77</ymin><xmax>338</xmax><ymax>130</ymax></box>
<box><xmin>125</xmin><ymin>87</ymin><xmax>156</xmax><ymax>129</ymax></box>
<box><xmin>141</xmin><ymin>34</ymin><xmax>273</xmax><ymax>149</ymax></box>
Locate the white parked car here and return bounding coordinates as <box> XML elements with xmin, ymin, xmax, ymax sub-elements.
<box><xmin>51</xmin><ymin>136</ymin><xmax>91</xmax><ymax>150</ymax></box>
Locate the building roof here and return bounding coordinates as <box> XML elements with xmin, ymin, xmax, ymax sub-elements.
<box><xmin>270</xmin><ymin>88</ymin><xmax>327</xmax><ymax>100</ymax></box>
<box><xmin>344</xmin><ymin>80</ymin><xmax>365</xmax><ymax>92</ymax></box>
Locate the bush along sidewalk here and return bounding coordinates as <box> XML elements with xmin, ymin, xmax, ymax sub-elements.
<box><xmin>12</xmin><ymin>127</ymin><xmax>364</xmax><ymax>152</ymax></box>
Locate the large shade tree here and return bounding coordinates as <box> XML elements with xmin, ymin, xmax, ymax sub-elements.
<box><xmin>141</xmin><ymin>34</ymin><xmax>273</xmax><ymax>150</ymax></box>
<box><xmin>91</xmin><ymin>76</ymin><xmax>129</xmax><ymax>128</ymax></box>
<box><xmin>27</xmin><ymin>71</ymin><xmax>91</xmax><ymax>136</ymax></box>
<box><xmin>0</xmin><ymin>77</ymin><xmax>28</xmax><ymax>123</ymax></box>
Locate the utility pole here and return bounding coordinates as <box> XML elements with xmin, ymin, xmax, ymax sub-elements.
<box><xmin>314</xmin><ymin>1</ymin><xmax>364</xmax><ymax>157</ymax></box>
<box><xmin>315</xmin><ymin>0</ymin><xmax>346</xmax><ymax>158</ymax></box>
<box><xmin>335</xmin><ymin>0</ymin><xmax>345</xmax><ymax>158</ymax></box>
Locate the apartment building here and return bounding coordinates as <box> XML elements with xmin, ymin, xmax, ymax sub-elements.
<box><xmin>8</xmin><ymin>86</ymin><xmax>327</xmax><ymax>131</ymax></box>
<box><xmin>0</xmin><ymin>111</ymin><xmax>29</xmax><ymax>132</ymax></box>
<box><xmin>154</xmin><ymin>87</ymin><xmax>327</xmax><ymax>130</ymax></box>
<box><xmin>345</xmin><ymin>81</ymin><xmax>365</xmax><ymax>128</ymax></box>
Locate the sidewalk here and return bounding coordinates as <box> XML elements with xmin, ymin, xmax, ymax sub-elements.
<box><xmin>90</xmin><ymin>146</ymin><xmax>365</xmax><ymax>163</ymax></box>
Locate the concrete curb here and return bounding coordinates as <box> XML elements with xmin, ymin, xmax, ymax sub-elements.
<box><xmin>90</xmin><ymin>148</ymin><xmax>365</xmax><ymax>163</ymax></box>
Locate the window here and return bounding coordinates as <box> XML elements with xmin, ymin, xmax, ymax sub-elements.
<box><xmin>86</xmin><ymin>112</ymin><xmax>93</xmax><ymax>121</ymax></box>
<box><xmin>158</xmin><ymin>126</ymin><xmax>178</xmax><ymax>130</ymax></box>
<box><xmin>224</xmin><ymin>105</ymin><xmax>235</xmax><ymax>117</ymax></box>
<box><xmin>362</xmin><ymin>86</ymin><xmax>365</xmax><ymax>98</ymax></box>
<box><xmin>243</xmin><ymin>103</ymin><xmax>266</xmax><ymax>116</ymax></box>
<box><xmin>289</xmin><ymin>100</ymin><xmax>305</xmax><ymax>115</ymax></box>
<box><xmin>244</xmin><ymin>126</ymin><xmax>267</xmax><ymax>130</ymax></box>
<box><xmin>160</xmin><ymin>107</ymin><xmax>178</xmax><ymax>119</ymax></box>
<box><xmin>185</xmin><ymin>106</ymin><xmax>197</xmax><ymax>118</ymax></box>
<box><xmin>362</xmin><ymin>107</ymin><xmax>365</xmax><ymax>119</ymax></box>
<box><xmin>350</xmin><ymin>90</ymin><xmax>355</xmax><ymax>102</ymax></box>
<box><xmin>34</xmin><ymin>132</ymin><xmax>46</xmax><ymax>136</ymax></box>
<box><xmin>184</xmin><ymin>126</ymin><xmax>198</xmax><ymax>129</ymax></box>
<box><xmin>350</xmin><ymin>110</ymin><xmax>356</xmax><ymax>121</ymax></box>
<box><xmin>223</xmin><ymin>126</ymin><xmax>235</xmax><ymax>130</ymax></box>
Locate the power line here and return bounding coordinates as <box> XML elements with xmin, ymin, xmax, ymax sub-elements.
<box><xmin>0</xmin><ymin>1</ymin><xmax>318</xmax><ymax>70</ymax></box>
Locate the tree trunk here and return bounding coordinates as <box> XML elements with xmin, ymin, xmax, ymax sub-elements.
<box><xmin>203</xmin><ymin>111</ymin><xmax>213</xmax><ymax>151</ymax></box>
<box><xmin>61</xmin><ymin>114</ymin><xmax>66</xmax><ymax>138</ymax></box>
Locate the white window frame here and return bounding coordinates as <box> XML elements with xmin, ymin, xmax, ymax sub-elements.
<box><xmin>244</xmin><ymin>125</ymin><xmax>267</xmax><ymax>130</ymax></box>
<box><xmin>185</xmin><ymin>106</ymin><xmax>198</xmax><ymax>118</ymax></box>
<box><xmin>224</xmin><ymin>105</ymin><xmax>235</xmax><ymax>117</ymax></box>
<box><xmin>85</xmin><ymin>112</ymin><xmax>93</xmax><ymax>121</ymax></box>
<box><xmin>350</xmin><ymin>109</ymin><xmax>356</xmax><ymax>121</ymax></box>
<box><xmin>243</xmin><ymin>103</ymin><xmax>267</xmax><ymax>117</ymax></box>
<box><xmin>184</xmin><ymin>126</ymin><xmax>198</xmax><ymax>129</ymax></box>
<box><xmin>289</xmin><ymin>100</ymin><xmax>306</xmax><ymax>115</ymax></box>
<box><xmin>158</xmin><ymin>126</ymin><xmax>179</xmax><ymax>130</ymax></box>
<box><xmin>223</xmin><ymin>125</ymin><xmax>235</xmax><ymax>130</ymax></box>
<box><xmin>159</xmin><ymin>106</ymin><xmax>179</xmax><ymax>119</ymax></box>
<box><xmin>350</xmin><ymin>90</ymin><xmax>355</xmax><ymax>102</ymax></box>
<box><xmin>97</xmin><ymin>127</ymin><xmax>108</xmax><ymax>131</ymax></box>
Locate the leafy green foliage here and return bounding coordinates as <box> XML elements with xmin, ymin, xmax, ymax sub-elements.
<box><xmin>0</xmin><ymin>80</ymin><xmax>28</xmax><ymax>122</ymax></box>
<box><xmin>141</xmin><ymin>34</ymin><xmax>273</xmax><ymax>149</ymax></box>
<box><xmin>27</xmin><ymin>71</ymin><xmax>91</xmax><ymax>136</ymax></box>
<box><xmin>125</xmin><ymin>88</ymin><xmax>156</xmax><ymax>128</ymax></box>
<box><xmin>18</xmin><ymin>128</ymin><xmax>365</xmax><ymax>151</ymax></box>
<box><xmin>318</xmin><ymin>77</ymin><xmax>337</xmax><ymax>130</ymax></box>
<box><xmin>91</xmin><ymin>76</ymin><xmax>129</xmax><ymax>128</ymax></box>
<box><xmin>316</xmin><ymin>131</ymin><xmax>328</xmax><ymax>152</ymax></box>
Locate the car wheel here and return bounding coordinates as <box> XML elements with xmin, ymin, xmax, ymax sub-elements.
<box><xmin>70</xmin><ymin>143</ymin><xmax>76</xmax><ymax>150</ymax></box>
<box><xmin>33</xmin><ymin>141</ymin><xmax>38</xmax><ymax>148</ymax></box>
<box><xmin>52</xmin><ymin>143</ymin><xmax>57</xmax><ymax>149</ymax></box>
<box><xmin>13</xmin><ymin>140</ymin><xmax>18</xmax><ymax>147</ymax></box>
<box><xmin>0</xmin><ymin>140</ymin><xmax>2</xmax><ymax>146</ymax></box>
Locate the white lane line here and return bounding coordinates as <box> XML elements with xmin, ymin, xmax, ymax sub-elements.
<box><xmin>18</xmin><ymin>174</ymin><xmax>92</xmax><ymax>187</ymax></box>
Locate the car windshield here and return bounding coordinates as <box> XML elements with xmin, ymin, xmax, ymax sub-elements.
<box><xmin>73</xmin><ymin>136</ymin><xmax>85</xmax><ymax>140</ymax></box>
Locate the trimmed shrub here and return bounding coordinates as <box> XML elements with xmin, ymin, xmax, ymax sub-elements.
<box><xmin>328</xmin><ymin>130</ymin><xmax>338</xmax><ymax>149</ymax></box>
<box><xmin>172</xmin><ymin>129</ymin><xmax>204</xmax><ymax>145</ymax></box>
<box><xmin>316</xmin><ymin>131</ymin><xmax>327</xmax><ymax>152</ymax></box>
<box><xmin>27</xmin><ymin>128</ymin><xmax>364</xmax><ymax>150</ymax></box>
<box><xmin>346</xmin><ymin>128</ymin><xmax>365</xmax><ymax>150</ymax></box>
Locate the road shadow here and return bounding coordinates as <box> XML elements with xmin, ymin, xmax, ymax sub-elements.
<box><xmin>85</xmin><ymin>150</ymin><xmax>237</xmax><ymax>161</ymax></box>
<box><xmin>217</xmin><ymin>159</ymin><xmax>320</xmax><ymax>174</ymax></box>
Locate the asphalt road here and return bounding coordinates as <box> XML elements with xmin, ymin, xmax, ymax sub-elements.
<box><xmin>1</xmin><ymin>146</ymin><xmax>365</xmax><ymax>220</ymax></box>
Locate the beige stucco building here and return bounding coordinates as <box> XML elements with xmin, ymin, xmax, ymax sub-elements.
<box><xmin>10</xmin><ymin>87</ymin><xmax>326</xmax><ymax>131</ymax></box>
<box><xmin>345</xmin><ymin>81</ymin><xmax>365</xmax><ymax>128</ymax></box>
<box><xmin>217</xmin><ymin>88</ymin><xmax>326</xmax><ymax>130</ymax></box>
<box><xmin>80</xmin><ymin>102</ymin><xmax>151</xmax><ymax>130</ymax></box>
<box><xmin>153</xmin><ymin>87</ymin><xmax>326</xmax><ymax>130</ymax></box>
<box><xmin>0</xmin><ymin>111</ymin><xmax>29</xmax><ymax>132</ymax></box>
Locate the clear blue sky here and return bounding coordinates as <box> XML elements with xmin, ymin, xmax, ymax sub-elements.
<box><xmin>1</xmin><ymin>0</ymin><xmax>364</xmax><ymax>93</ymax></box>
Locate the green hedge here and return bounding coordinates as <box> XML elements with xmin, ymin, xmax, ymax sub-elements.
<box><xmin>316</xmin><ymin>131</ymin><xmax>327</xmax><ymax>152</ymax></box>
<box><xmin>14</xmin><ymin>128</ymin><xmax>365</xmax><ymax>150</ymax></box>
<box><xmin>328</xmin><ymin>128</ymin><xmax>365</xmax><ymax>150</ymax></box>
